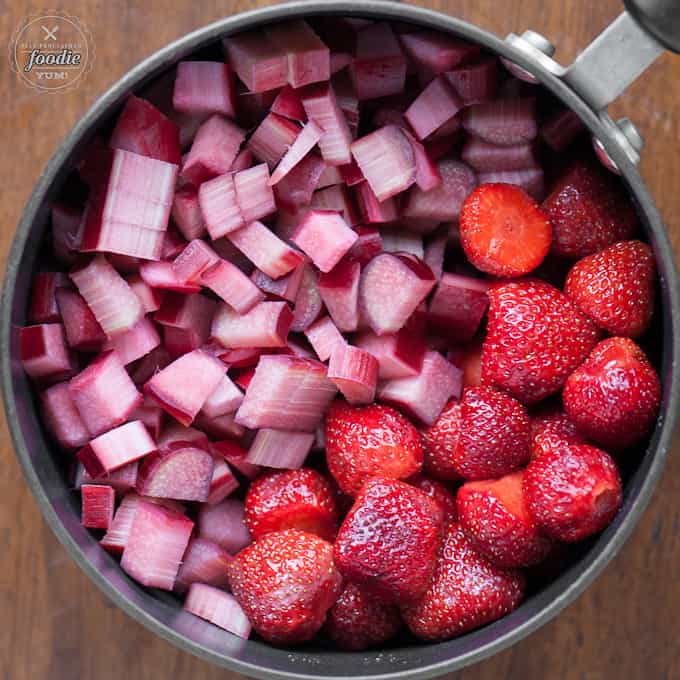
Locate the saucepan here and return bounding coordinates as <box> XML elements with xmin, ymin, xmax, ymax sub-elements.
<box><xmin>2</xmin><ymin>1</ymin><xmax>679</xmax><ymax>678</ymax></box>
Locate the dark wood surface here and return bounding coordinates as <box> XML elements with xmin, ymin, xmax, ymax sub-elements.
<box><xmin>1</xmin><ymin>1</ymin><xmax>679</xmax><ymax>679</ymax></box>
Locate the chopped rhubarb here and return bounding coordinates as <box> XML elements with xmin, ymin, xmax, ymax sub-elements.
<box><xmin>174</xmin><ymin>538</ymin><xmax>233</xmax><ymax>594</ymax></box>
<box><xmin>184</xmin><ymin>584</ymin><xmax>251</xmax><ymax>638</ymax></box>
<box><xmin>120</xmin><ymin>499</ymin><xmax>193</xmax><ymax>590</ymax></box>
<box><xmin>55</xmin><ymin>288</ymin><xmax>106</xmax><ymax>351</ymax></box>
<box><xmin>379</xmin><ymin>350</ymin><xmax>462</xmax><ymax>425</ymax></box>
<box><xmin>211</xmin><ymin>440</ymin><xmax>261</xmax><ymax>480</ymax></box>
<box><xmin>144</xmin><ymin>349</ymin><xmax>226</xmax><ymax>426</ymax></box>
<box><xmin>236</xmin><ymin>354</ymin><xmax>337</xmax><ymax>432</ymax></box>
<box><xmin>461</xmin><ymin>138</ymin><xmax>537</xmax><ymax>172</ymax></box>
<box><xmin>311</xmin><ymin>184</ymin><xmax>360</xmax><ymax>226</ymax></box>
<box><xmin>29</xmin><ymin>272</ymin><xmax>68</xmax><ymax>324</ymax></box>
<box><xmin>251</xmin><ymin>265</ymin><xmax>304</xmax><ymax>303</ymax></box>
<box><xmin>423</xmin><ymin>227</ymin><xmax>448</xmax><ymax>281</ymax></box>
<box><xmin>157</xmin><ymin>422</ymin><xmax>210</xmax><ymax>450</ymax></box>
<box><xmin>202</xmin><ymin>374</ymin><xmax>244</xmax><ymax>418</ymax></box>
<box><xmin>172</xmin><ymin>61</ymin><xmax>235</xmax><ymax>118</ymax></box>
<box><xmin>351</xmin><ymin>23</ymin><xmax>406</xmax><ymax>100</ymax></box>
<box><xmin>207</xmin><ymin>458</ymin><xmax>240</xmax><ymax>505</ymax></box>
<box><xmin>354</xmin><ymin>182</ymin><xmax>399</xmax><ymax>224</ymax></box>
<box><xmin>230</xmin><ymin>148</ymin><xmax>254</xmax><ymax>173</ymax></box>
<box><xmin>198</xmin><ymin>498</ymin><xmax>251</xmax><ymax>553</ymax></box>
<box><xmin>127</xmin><ymin>274</ymin><xmax>164</xmax><ymax>313</ymax></box>
<box><xmin>270</xmin><ymin>120</ymin><xmax>323</xmax><ymax>185</ymax></box>
<box><xmin>70</xmin><ymin>255</ymin><xmax>143</xmax><ymax>337</ymax></box>
<box><xmin>78</xmin><ymin>460</ymin><xmax>139</xmax><ymax>493</ymax></box>
<box><xmin>328</xmin><ymin>344</ymin><xmax>379</xmax><ymax>405</ymax></box>
<box><xmin>403</xmin><ymin>130</ymin><xmax>443</xmax><ymax>192</ymax></box>
<box><xmin>291</xmin><ymin>210</ymin><xmax>357</xmax><ymax>273</ymax></box>
<box><xmin>211</xmin><ymin>301</ymin><xmax>293</xmax><ymax>349</ymax></box>
<box><xmin>247</xmin><ymin>113</ymin><xmax>300</xmax><ymax>168</ymax></box>
<box><xmin>154</xmin><ymin>293</ymin><xmax>216</xmax><ymax>355</ymax></box>
<box><xmin>201</xmin><ymin>259</ymin><xmax>264</xmax><ymax>314</ymax></box>
<box><xmin>234</xmin><ymin>163</ymin><xmax>276</xmax><ymax>222</ymax></box>
<box><xmin>81</xmin><ymin>484</ymin><xmax>115</xmax><ymax>529</ymax></box>
<box><xmin>246</xmin><ymin>428</ymin><xmax>315</xmax><ymax>468</ymax></box>
<box><xmin>380</xmin><ymin>229</ymin><xmax>425</xmax><ymax>259</ymax></box>
<box><xmin>462</xmin><ymin>98</ymin><xmax>537</xmax><ymax>146</ymax></box>
<box><xmin>139</xmin><ymin>261</ymin><xmax>201</xmax><ymax>293</ymax></box>
<box><xmin>445</xmin><ymin>58</ymin><xmax>498</xmax><ymax>104</ymax></box>
<box><xmin>305</xmin><ymin>316</ymin><xmax>346</xmax><ymax>362</ymax></box>
<box><xmin>163</xmin><ymin>326</ymin><xmax>204</xmax><ymax>357</ymax></box>
<box><xmin>349</xmin><ymin>226</ymin><xmax>382</xmax><ymax>265</ymax></box>
<box><xmin>41</xmin><ymin>381</ymin><xmax>90</xmax><ymax>449</ymax></box>
<box><xmin>290</xmin><ymin>264</ymin><xmax>323</xmax><ymax>332</ymax></box>
<box><xmin>399</xmin><ymin>31</ymin><xmax>479</xmax><ymax>77</ymax></box>
<box><xmin>172</xmin><ymin>239</ymin><xmax>220</xmax><ymax>283</ymax></box>
<box><xmin>129</xmin><ymin>400</ymin><xmax>164</xmax><ymax>440</ymax></box>
<box><xmin>405</xmin><ymin>76</ymin><xmax>463</xmax><ymax>141</ymax></box>
<box><xmin>103</xmin><ymin>316</ymin><xmax>161</xmax><ymax>365</ymax></box>
<box><xmin>317</xmin><ymin>257</ymin><xmax>360</xmax><ymax>331</ymax></box>
<box><xmin>129</xmin><ymin>345</ymin><xmax>172</xmax><ymax>385</ymax></box>
<box><xmin>199</xmin><ymin>172</ymin><xmax>244</xmax><ymax>239</ymax></box>
<box><xmin>274</xmin><ymin>153</ymin><xmax>327</xmax><ymax>211</ymax></box>
<box><xmin>223</xmin><ymin>31</ymin><xmax>288</xmax><ymax>93</ymax></box>
<box><xmin>172</xmin><ymin>186</ymin><xmax>207</xmax><ymax>241</ymax></box>
<box><xmin>354</xmin><ymin>328</ymin><xmax>427</xmax><ymax>380</ymax></box>
<box><xmin>272</xmin><ymin>85</ymin><xmax>306</xmax><ymax>122</ymax></box>
<box><xmin>317</xmin><ymin>165</ymin><xmax>345</xmax><ymax>189</ymax></box>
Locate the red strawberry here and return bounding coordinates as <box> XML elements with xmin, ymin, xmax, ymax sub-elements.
<box><xmin>420</xmin><ymin>400</ymin><xmax>461</xmax><ymax>481</ymax></box>
<box><xmin>448</xmin><ymin>339</ymin><xmax>483</xmax><ymax>388</ymax></box>
<box><xmin>244</xmin><ymin>468</ymin><xmax>338</xmax><ymax>542</ymax></box>
<box><xmin>542</xmin><ymin>162</ymin><xmax>638</xmax><ymax>258</ymax></box>
<box><xmin>401</xmin><ymin>522</ymin><xmax>525</xmax><ymax>641</ymax></box>
<box><xmin>334</xmin><ymin>477</ymin><xmax>443</xmax><ymax>604</ymax></box>
<box><xmin>227</xmin><ymin>529</ymin><xmax>342</xmax><ymax>645</ymax></box>
<box><xmin>452</xmin><ymin>386</ymin><xmax>530</xmax><ymax>480</ymax></box>
<box><xmin>523</xmin><ymin>444</ymin><xmax>623</xmax><ymax>542</ymax></box>
<box><xmin>457</xmin><ymin>471</ymin><xmax>552</xmax><ymax>568</ymax></box>
<box><xmin>530</xmin><ymin>408</ymin><xmax>588</xmax><ymax>460</ymax></box>
<box><xmin>325</xmin><ymin>400</ymin><xmax>423</xmax><ymax>497</ymax></box>
<box><xmin>408</xmin><ymin>473</ymin><xmax>458</xmax><ymax>520</ymax></box>
<box><xmin>564</xmin><ymin>240</ymin><xmax>655</xmax><ymax>338</ymax></box>
<box><xmin>563</xmin><ymin>337</ymin><xmax>661</xmax><ymax>450</ymax></box>
<box><xmin>326</xmin><ymin>583</ymin><xmax>402</xmax><ymax>650</ymax></box>
<box><xmin>481</xmin><ymin>279</ymin><xmax>600</xmax><ymax>403</ymax></box>
<box><xmin>460</xmin><ymin>183</ymin><xmax>551</xmax><ymax>277</ymax></box>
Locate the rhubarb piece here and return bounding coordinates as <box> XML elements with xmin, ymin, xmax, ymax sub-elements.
<box><xmin>235</xmin><ymin>355</ymin><xmax>337</xmax><ymax>432</ymax></box>
<box><xmin>103</xmin><ymin>316</ymin><xmax>160</xmax><ymax>365</ymax></box>
<box><xmin>379</xmin><ymin>351</ymin><xmax>462</xmax><ymax>426</ymax></box>
<box><xmin>328</xmin><ymin>344</ymin><xmax>378</xmax><ymax>405</ymax></box>
<box><xmin>305</xmin><ymin>316</ymin><xmax>346</xmax><ymax>362</ymax></box>
<box><xmin>184</xmin><ymin>584</ymin><xmax>252</xmax><ymax>638</ymax></box>
<box><xmin>211</xmin><ymin>439</ymin><xmax>261</xmax><ymax>480</ymax></box>
<box><xmin>81</xmin><ymin>484</ymin><xmax>115</xmax><ymax>529</ymax></box>
<box><xmin>70</xmin><ymin>255</ymin><xmax>143</xmax><ymax>337</ymax></box>
<box><xmin>54</xmin><ymin>288</ymin><xmax>106</xmax><ymax>351</ymax></box>
<box><xmin>129</xmin><ymin>345</ymin><xmax>172</xmax><ymax>385</ymax></box>
<box><xmin>317</xmin><ymin>258</ymin><xmax>361</xmax><ymax>331</ymax></box>
<box><xmin>399</xmin><ymin>30</ymin><xmax>479</xmax><ymax>76</ymax></box>
<box><xmin>138</xmin><ymin>261</ymin><xmax>201</xmax><ymax>293</ymax></box>
<box><xmin>230</xmin><ymin>148</ymin><xmax>254</xmax><ymax>173</ymax></box>
<box><xmin>354</xmin><ymin>182</ymin><xmax>399</xmax><ymax>224</ymax></box>
<box><xmin>207</xmin><ymin>458</ymin><xmax>240</xmax><ymax>505</ymax></box>
<box><xmin>157</xmin><ymin>422</ymin><xmax>210</xmax><ymax>450</ymax></box>
<box><xmin>291</xmin><ymin>210</ymin><xmax>357</xmax><ymax>273</ymax></box>
<box><xmin>445</xmin><ymin>58</ymin><xmax>498</xmax><ymax>104</ymax></box>
<box><xmin>144</xmin><ymin>349</ymin><xmax>226</xmax><ymax>426</ymax></box>
<box><xmin>181</xmin><ymin>115</ymin><xmax>245</xmax><ymax>185</ymax></box>
<box><xmin>129</xmin><ymin>400</ymin><xmax>164</xmax><ymax>440</ymax></box>
<box><xmin>171</xmin><ymin>186</ymin><xmax>206</xmax><ymax>241</ymax></box>
<box><xmin>274</xmin><ymin>153</ymin><xmax>327</xmax><ymax>211</ymax></box>
<box><xmin>202</xmin><ymin>374</ymin><xmax>244</xmax><ymax>418</ymax></box>
<box><xmin>77</xmin><ymin>420</ymin><xmax>156</xmax><ymax>477</ymax></box>
<box><xmin>403</xmin><ymin>130</ymin><xmax>442</xmax><ymax>192</ymax></box>
<box><xmin>136</xmin><ymin>445</ymin><xmax>215</xmax><ymax>502</ymax></box>
<box><xmin>120</xmin><ymin>499</ymin><xmax>193</xmax><ymax>590</ymax></box>
<box><xmin>249</xmin><ymin>429</ymin><xmax>314</xmax><ymax>470</ymax></box>
<box><xmin>211</xmin><ymin>301</ymin><xmax>293</xmax><ymax>349</ymax></box>
<box><xmin>270</xmin><ymin>120</ymin><xmax>324</xmax><ymax>185</ymax></box>
<box><xmin>540</xmin><ymin>108</ymin><xmax>585</xmax><ymax>151</ymax></box>
<box><xmin>317</xmin><ymin>164</ymin><xmax>345</xmax><ymax>188</ymax></box>
<box><xmin>109</xmin><ymin>95</ymin><xmax>181</xmax><ymax>164</ymax></box>
<box><xmin>461</xmin><ymin>138</ymin><xmax>537</xmax><ymax>172</ymax></box>
<box><xmin>428</xmin><ymin>273</ymin><xmax>490</xmax><ymax>343</ymax></box>
<box><xmin>351</xmin><ymin>126</ymin><xmax>416</xmax><ymax>202</ymax></box>
<box><xmin>349</xmin><ymin>227</ymin><xmax>382</xmax><ymax>265</ymax></box>
<box><xmin>68</xmin><ymin>351</ymin><xmax>141</xmax><ymax>436</ymax></box>
<box><xmin>272</xmin><ymin>85</ymin><xmax>306</xmax><ymax>122</ymax></box>
<box><xmin>247</xmin><ymin>113</ymin><xmax>300</xmax><ymax>168</ymax></box>
<box><xmin>154</xmin><ymin>293</ymin><xmax>216</xmax><ymax>354</ymax></box>
<box><xmin>291</xmin><ymin>265</ymin><xmax>323</xmax><ymax>332</ymax></box>
<box><xmin>228</xmin><ymin>220</ymin><xmax>304</xmax><ymax>279</ymax></box>
<box><xmin>251</xmin><ymin>265</ymin><xmax>304</xmax><ymax>303</ymax></box>
<box><xmin>423</xmin><ymin>227</ymin><xmax>448</xmax><ymax>281</ymax></box>
<box><xmin>351</xmin><ymin>23</ymin><xmax>406</xmax><ymax>100</ymax></box>
<box><xmin>51</xmin><ymin>203</ymin><xmax>83</xmax><ymax>264</ymax></box>
<box><xmin>223</xmin><ymin>31</ymin><xmax>288</xmax><ymax>93</ymax></box>
<box><xmin>380</xmin><ymin>229</ymin><xmax>424</xmax><ymax>259</ymax></box>
<box><xmin>462</xmin><ymin>98</ymin><xmax>537</xmax><ymax>146</ymax></box>
<box><xmin>233</xmin><ymin>166</ymin><xmax>276</xmax><ymax>226</ymax></box>
<box><xmin>200</xmin><ymin>259</ymin><xmax>265</xmax><ymax>314</ymax></box>
<box><xmin>477</xmin><ymin>167</ymin><xmax>545</xmax><ymax>201</ymax></box>
<box><xmin>359</xmin><ymin>253</ymin><xmax>435</xmax><ymax>335</ymax></box>
<box><xmin>405</xmin><ymin>76</ymin><xmax>463</xmax><ymax>141</ymax></box>
<box><xmin>311</xmin><ymin>184</ymin><xmax>360</xmax><ymax>226</ymax></box>
<box><xmin>77</xmin><ymin>460</ymin><xmax>139</xmax><ymax>493</ymax></box>
<box><xmin>41</xmin><ymin>381</ymin><xmax>90</xmax><ymax>449</ymax></box>
<box><xmin>197</xmin><ymin>499</ymin><xmax>251</xmax><ymax>553</ymax></box>
<box><xmin>175</xmin><ymin>538</ymin><xmax>233</xmax><ymax>594</ymax></box>
<box><xmin>172</xmin><ymin>61</ymin><xmax>235</xmax><ymax>117</ymax></box>
<box><xmin>126</xmin><ymin>274</ymin><xmax>164</xmax><ymax>313</ymax></box>
<box><xmin>354</xmin><ymin>329</ymin><xmax>426</xmax><ymax>379</ymax></box>
<box><xmin>29</xmin><ymin>272</ymin><xmax>67</xmax><ymax>324</ymax></box>
<box><xmin>301</xmin><ymin>82</ymin><xmax>353</xmax><ymax>166</ymax></box>
<box><xmin>199</xmin><ymin>172</ymin><xmax>244</xmax><ymax>239</ymax></box>
<box><xmin>171</xmin><ymin>239</ymin><xmax>219</xmax><ymax>283</ymax></box>
<box><xmin>402</xmin><ymin>159</ymin><xmax>477</xmax><ymax>221</ymax></box>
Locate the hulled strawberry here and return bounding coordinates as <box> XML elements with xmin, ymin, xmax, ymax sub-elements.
<box><xmin>481</xmin><ymin>279</ymin><xmax>600</xmax><ymax>403</ymax></box>
<box><xmin>244</xmin><ymin>468</ymin><xmax>338</xmax><ymax>541</ymax></box>
<box><xmin>408</xmin><ymin>473</ymin><xmax>458</xmax><ymax>520</ymax></box>
<box><xmin>227</xmin><ymin>529</ymin><xmax>342</xmax><ymax>645</ymax></box>
<box><xmin>325</xmin><ymin>400</ymin><xmax>423</xmax><ymax>497</ymax></box>
<box><xmin>530</xmin><ymin>408</ymin><xmax>588</xmax><ymax>460</ymax></box>
<box><xmin>401</xmin><ymin>522</ymin><xmax>525</xmax><ymax>641</ymax></box>
<box><xmin>457</xmin><ymin>471</ymin><xmax>552</xmax><ymax>568</ymax></box>
<box><xmin>523</xmin><ymin>444</ymin><xmax>623</xmax><ymax>542</ymax></box>
<box><xmin>334</xmin><ymin>477</ymin><xmax>443</xmax><ymax>604</ymax></box>
<box><xmin>563</xmin><ymin>337</ymin><xmax>661</xmax><ymax>450</ymax></box>
<box><xmin>564</xmin><ymin>240</ymin><xmax>655</xmax><ymax>338</ymax></box>
<box><xmin>420</xmin><ymin>400</ymin><xmax>461</xmax><ymax>481</ymax></box>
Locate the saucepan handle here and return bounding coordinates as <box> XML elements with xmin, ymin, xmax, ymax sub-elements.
<box><xmin>624</xmin><ymin>0</ymin><xmax>680</xmax><ymax>54</ymax></box>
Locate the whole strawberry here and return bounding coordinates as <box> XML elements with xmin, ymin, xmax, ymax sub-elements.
<box><xmin>530</xmin><ymin>408</ymin><xmax>588</xmax><ymax>460</ymax></box>
<box><xmin>523</xmin><ymin>444</ymin><xmax>623</xmax><ymax>542</ymax></box>
<box><xmin>453</xmin><ymin>386</ymin><xmax>531</xmax><ymax>480</ymax></box>
<box><xmin>326</xmin><ymin>583</ymin><xmax>402</xmax><ymax>650</ymax></box>
<box><xmin>542</xmin><ymin>162</ymin><xmax>638</xmax><ymax>258</ymax></box>
<box><xmin>325</xmin><ymin>400</ymin><xmax>423</xmax><ymax>497</ymax></box>
<box><xmin>334</xmin><ymin>477</ymin><xmax>443</xmax><ymax>604</ymax></box>
<box><xmin>401</xmin><ymin>522</ymin><xmax>525</xmax><ymax>641</ymax></box>
<box><xmin>420</xmin><ymin>400</ymin><xmax>461</xmax><ymax>481</ymax></box>
<box><xmin>563</xmin><ymin>337</ymin><xmax>661</xmax><ymax>450</ymax></box>
<box><xmin>227</xmin><ymin>529</ymin><xmax>342</xmax><ymax>645</ymax></box>
<box><xmin>564</xmin><ymin>240</ymin><xmax>655</xmax><ymax>337</ymax></box>
<box><xmin>244</xmin><ymin>468</ymin><xmax>338</xmax><ymax>542</ymax></box>
<box><xmin>408</xmin><ymin>473</ymin><xmax>458</xmax><ymax>520</ymax></box>
<box><xmin>457</xmin><ymin>471</ymin><xmax>552</xmax><ymax>568</ymax></box>
<box><xmin>481</xmin><ymin>279</ymin><xmax>600</xmax><ymax>404</ymax></box>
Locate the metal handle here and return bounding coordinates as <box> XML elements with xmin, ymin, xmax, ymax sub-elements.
<box><xmin>624</xmin><ymin>0</ymin><xmax>680</xmax><ymax>54</ymax></box>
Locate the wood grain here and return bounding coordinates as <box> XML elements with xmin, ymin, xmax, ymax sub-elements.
<box><xmin>0</xmin><ymin>2</ymin><xmax>678</xmax><ymax>679</ymax></box>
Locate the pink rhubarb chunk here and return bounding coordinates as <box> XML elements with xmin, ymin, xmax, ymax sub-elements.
<box><xmin>175</xmin><ymin>538</ymin><xmax>233</xmax><ymax>594</ymax></box>
<box><xmin>207</xmin><ymin>458</ymin><xmax>240</xmax><ymax>506</ymax></box>
<box><xmin>20</xmin><ymin>323</ymin><xmax>72</xmax><ymax>381</ymax></box>
<box><xmin>197</xmin><ymin>499</ymin><xmax>251</xmax><ymax>553</ymax></box>
<box><xmin>81</xmin><ymin>484</ymin><xmax>115</xmax><ymax>529</ymax></box>
<box><xmin>202</xmin><ymin>374</ymin><xmax>244</xmax><ymax>418</ymax></box>
<box><xmin>462</xmin><ymin>98</ymin><xmax>537</xmax><ymax>146</ymax></box>
<box><xmin>103</xmin><ymin>316</ymin><xmax>160</xmax><ymax>365</ymax></box>
<box><xmin>354</xmin><ymin>329</ymin><xmax>426</xmax><ymax>380</ymax></box>
<box><xmin>172</xmin><ymin>61</ymin><xmax>235</xmax><ymax>118</ymax></box>
<box><xmin>328</xmin><ymin>344</ymin><xmax>378</xmax><ymax>405</ymax></box>
<box><xmin>223</xmin><ymin>31</ymin><xmax>288</xmax><ymax>93</ymax></box>
<box><xmin>351</xmin><ymin>23</ymin><xmax>406</xmax><ymax>100</ymax></box>
<box><xmin>200</xmin><ymin>259</ymin><xmax>265</xmax><ymax>314</ymax></box>
<box><xmin>234</xmin><ymin>163</ymin><xmax>277</xmax><ymax>223</ymax></box>
<box><xmin>246</xmin><ymin>428</ymin><xmax>315</xmax><ymax>469</ymax></box>
<box><xmin>172</xmin><ymin>239</ymin><xmax>220</xmax><ymax>284</ymax></box>
<box><xmin>247</xmin><ymin>113</ymin><xmax>300</xmax><ymax>169</ymax></box>
<box><xmin>172</xmin><ymin>186</ymin><xmax>206</xmax><ymax>241</ymax></box>
<box><xmin>41</xmin><ymin>381</ymin><xmax>90</xmax><ymax>449</ymax></box>
<box><xmin>405</xmin><ymin>76</ymin><xmax>463</xmax><ymax>141</ymax></box>
<box><xmin>304</xmin><ymin>316</ymin><xmax>346</xmax><ymax>362</ymax></box>
<box><xmin>270</xmin><ymin>120</ymin><xmax>323</xmax><ymax>185</ymax></box>
<box><xmin>317</xmin><ymin>257</ymin><xmax>361</xmax><ymax>332</ymax></box>
<box><xmin>211</xmin><ymin>301</ymin><xmax>293</xmax><ymax>349</ymax></box>
<box><xmin>184</xmin><ymin>584</ymin><xmax>252</xmax><ymax>639</ymax></box>
<box><xmin>291</xmin><ymin>210</ymin><xmax>357</xmax><ymax>273</ymax></box>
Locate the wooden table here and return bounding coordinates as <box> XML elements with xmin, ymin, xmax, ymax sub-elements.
<box><xmin>1</xmin><ymin>1</ymin><xmax>678</xmax><ymax>678</ymax></box>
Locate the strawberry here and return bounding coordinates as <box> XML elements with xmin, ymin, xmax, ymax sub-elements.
<box><xmin>244</xmin><ymin>468</ymin><xmax>338</xmax><ymax>542</ymax></box>
<box><xmin>523</xmin><ymin>444</ymin><xmax>623</xmax><ymax>542</ymax></box>
<box><xmin>481</xmin><ymin>279</ymin><xmax>600</xmax><ymax>404</ymax></box>
<box><xmin>334</xmin><ymin>477</ymin><xmax>443</xmax><ymax>604</ymax></box>
<box><xmin>325</xmin><ymin>400</ymin><xmax>423</xmax><ymax>497</ymax></box>
<box><xmin>457</xmin><ymin>471</ymin><xmax>552</xmax><ymax>568</ymax></box>
<box><xmin>326</xmin><ymin>583</ymin><xmax>402</xmax><ymax>650</ymax></box>
<box><xmin>530</xmin><ymin>408</ymin><xmax>588</xmax><ymax>460</ymax></box>
<box><xmin>227</xmin><ymin>529</ymin><xmax>342</xmax><ymax>645</ymax></box>
<box><xmin>563</xmin><ymin>337</ymin><xmax>661</xmax><ymax>451</ymax></box>
<box><xmin>541</xmin><ymin>162</ymin><xmax>638</xmax><ymax>258</ymax></box>
<box><xmin>401</xmin><ymin>522</ymin><xmax>525</xmax><ymax>641</ymax></box>
<box><xmin>408</xmin><ymin>473</ymin><xmax>458</xmax><ymax>520</ymax></box>
<box><xmin>564</xmin><ymin>240</ymin><xmax>655</xmax><ymax>338</ymax></box>
<box><xmin>452</xmin><ymin>386</ymin><xmax>531</xmax><ymax>480</ymax></box>
<box><xmin>460</xmin><ymin>183</ymin><xmax>551</xmax><ymax>277</ymax></box>
<box><xmin>448</xmin><ymin>339</ymin><xmax>483</xmax><ymax>388</ymax></box>
<box><xmin>420</xmin><ymin>400</ymin><xmax>461</xmax><ymax>481</ymax></box>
